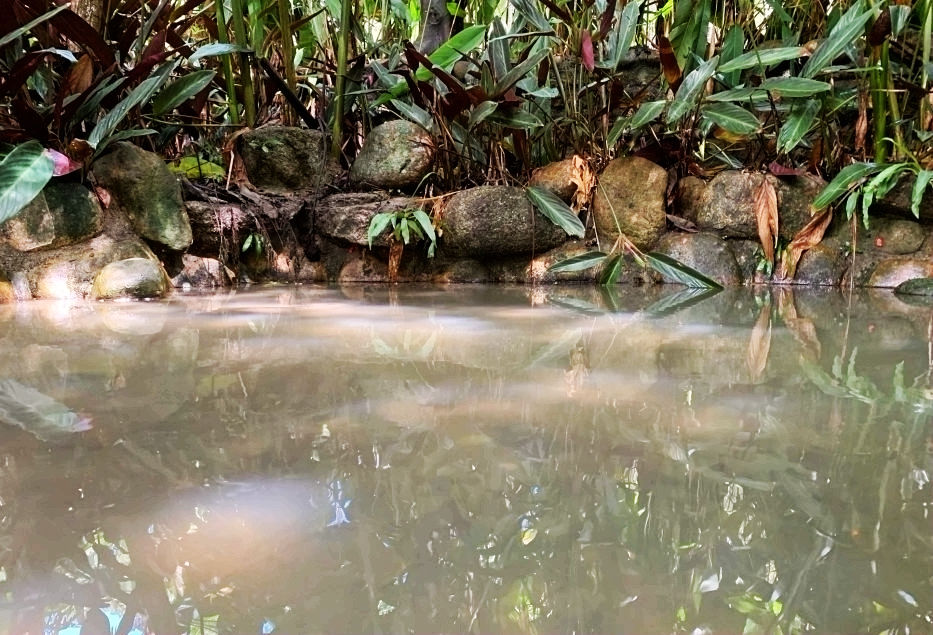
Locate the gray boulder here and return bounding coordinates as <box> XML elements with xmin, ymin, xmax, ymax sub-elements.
<box><xmin>92</xmin><ymin>257</ymin><xmax>170</xmax><ymax>299</ymax></box>
<box><xmin>0</xmin><ymin>182</ymin><xmax>102</xmax><ymax>251</ymax></box>
<box><xmin>170</xmin><ymin>254</ymin><xmax>231</xmax><ymax>289</ymax></box>
<box><xmin>652</xmin><ymin>232</ymin><xmax>742</xmax><ymax>286</ymax></box>
<box><xmin>592</xmin><ymin>156</ymin><xmax>667</xmax><ymax>250</ymax></box>
<box><xmin>868</xmin><ymin>257</ymin><xmax>933</xmax><ymax>288</ymax></box>
<box><xmin>92</xmin><ymin>142</ymin><xmax>192</xmax><ymax>250</ymax></box>
<box><xmin>442</xmin><ymin>186</ymin><xmax>569</xmax><ymax>258</ymax></box>
<box><xmin>695</xmin><ymin>171</ymin><xmax>823</xmax><ymax>241</ymax></box>
<box><xmin>316</xmin><ymin>192</ymin><xmax>421</xmax><ymax>247</ymax></box>
<box><xmin>872</xmin><ymin>218</ymin><xmax>926</xmax><ymax>254</ymax></box>
<box><xmin>238</xmin><ymin>126</ymin><xmax>334</xmax><ymax>193</ymax></box>
<box><xmin>185</xmin><ymin>201</ymin><xmax>252</xmax><ymax>257</ymax></box>
<box><xmin>350</xmin><ymin>120</ymin><xmax>435</xmax><ymax>190</ymax></box>
<box><xmin>792</xmin><ymin>244</ymin><xmax>844</xmax><ymax>286</ymax></box>
<box><xmin>528</xmin><ymin>158</ymin><xmax>582</xmax><ymax>202</ymax></box>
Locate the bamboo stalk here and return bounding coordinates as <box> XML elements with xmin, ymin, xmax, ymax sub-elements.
<box><xmin>230</xmin><ymin>0</ymin><xmax>256</xmax><ymax>128</ymax></box>
<box><xmin>214</xmin><ymin>0</ymin><xmax>240</xmax><ymax>125</ymax></box>
<box><xmin>331</xmin><ymin>0</ymin><xmax>352</xmax><ymax>158</ymax></box>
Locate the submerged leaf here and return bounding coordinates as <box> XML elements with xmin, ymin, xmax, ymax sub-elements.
<box><xmin>0</xmin><ymin>379</ymin><xmax>92</xmax><ymax>442</ymax></box>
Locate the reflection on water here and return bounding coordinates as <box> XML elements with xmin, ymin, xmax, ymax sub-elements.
<box><xmin>0</xmin><ymin>286</ymin><xmax>930</xmax><ymax>634</ymax></box>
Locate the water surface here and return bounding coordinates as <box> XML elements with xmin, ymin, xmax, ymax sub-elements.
<box><xmin>0</xmin><ymin>285</ymin><xmax>930</xmax><ymax>634</ymax></box>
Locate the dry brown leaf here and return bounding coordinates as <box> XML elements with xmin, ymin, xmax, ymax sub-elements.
<box><xmin>855</xmin><ymin>90</ymin><xmax>868</xmax><ymax>154</ymax></box>
<box><xmin>775</xmin><ymin>208</ymin><xmax>833</xmax><ymax>281</ymax></box>
<box><xmin>569</xmin><ymin>154</ymin><xmax>595</xmax><ymax>212</ymax></box>
<box><xmin>754</xmin><ymin>176</ymin><xmax>779</xmax><ymax>266</ymax></box>
<box><xmin>63</xmin><ymin>54</ymin><xmax>94</xmax><ymax>95</ymax></box>
<box><xmin>387</xmin><ymin>241</ymin><xmax>404</xmax><ymax>283</ymax></box>
<box><xmin>747</xmin><ymin>302</ymin><xmax>772</xmax><ymax>381</ymax></box>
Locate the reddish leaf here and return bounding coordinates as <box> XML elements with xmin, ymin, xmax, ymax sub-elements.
<box><xmin>658</xmin><ymin>36</ymin><xmax>682</xmax><ymax>92</ymax></box>
<box><xmin>581</xmin><ymin>30</ymin><xmax>595</xmax><ymax>73</ymax></box>
<box><xmin>775</xmin><ymin>208</ymin><xmax>832</xmax><ymax>281</ymax></box>
<box><xmin>768</xmin><ymin>161</ymin><xmax>806</xmax><ymax>177</ymax></box>
<box><xmin>598</xmin><ymin>0</ymin><xmax>618</xmax><ymax>40</ymax></box>
<box><xmin>19</xmin><ymin>0</ymin><xmax>115</xmax><ymax>66</ymax></box>
<box><xmin>0</xmin><ymin>51</ymin><xmax>50</xmax><ymax>99</ymax></box>
<box><xmin>45</xmin><ymin>148</ymin><xmax>82</xmax><ymax>176</ymax></box>
<box><xmin>754</xmin><ymin>176</ymin><xmax>779</xmax><ymax>266</ymax></box>
<box><xmin>536</xmin><ymin>0</ymin><xmax>573</xmax><ymax>22</ymax></box>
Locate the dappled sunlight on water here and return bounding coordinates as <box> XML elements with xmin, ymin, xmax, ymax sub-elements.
<box><xmin>0</xmin><ymin>285</ymin><xmax>930</xmax><ymax>634</ymax></box>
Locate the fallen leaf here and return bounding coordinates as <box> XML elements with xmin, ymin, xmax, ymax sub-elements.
<box><xmin>754</xmin><ymin>175</ymin><xmax>779</xmax><ymax>267</ymax></box>
<box><xmin>569</xmin><ymin>154</ymin><xmax>595</xmax><ymax>212</ymax></box>
<box><xmin>747</xmin><ymin>302</ymin><xmax>772</xmax><ymax>381</ymax></box>
<box><xmin>659</xmin><ymin>36</ymin><xmax>682</xmax><ymax>92</ymax></box>
<box><xmin>768</xmin><ymin>161</ymin><xmax>806</xmax><ymax>177</ymax></box>
<box><xmin>775</xmin><ymin>208</ymin><xmax>833</xmax><ymax>281</ymax></box>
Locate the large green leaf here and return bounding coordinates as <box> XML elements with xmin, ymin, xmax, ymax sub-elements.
<box><xmin>705</xmin><ymin>86</ymin><xmax>768</xmax><ymax>102</ymax></box>
<box><xmin>667</xmin><ymin>56</ymin><xmax>719</xmax><ymax>123</ymax></box>
<box><xmin>719</xmin><ymin>25</ymin><xmax>745</xmax><ymax>86</ymax></box>
<box><xmin>152</xmin><ymin>70</ymin><xmax>217</xmax><ymax>115</ymax></box>
<box><xmin>188</xmin><ymin>42</ymin><xmax>253</xmax><ymax>63</ymax></box>
<box><xmin>776</xmin><ymin>99</ymin><xmax>821</xmax><ymax>154</ymax></box>
<box><xmin>645</xmin><ymin>252</ymin><xmax>723</xmax><ymax>289</ymax></box>
<box><xmin>912</xmin><ymin>170</ymin><xmax>933</xmax><ymax>218</ymax></box>
<box><xmin>492</xmin><ymin>48</ymin><xmax>549</xmax><ymax>96</ymax></box>
<box><xmin>701</xmin><ymin>102</ymin><xmax>760</xmax><ymax>135</ymax></box>
<box><xmin>486</xmin><ymin>108</ymin><xmax>543</xmax><ymax>129</ymax></box>
<box><xmin>548</xmin><ymin>251</ymin><xmax>608</xmax><ymax>273</ymax></box>
<box><xmin>88</xmin><ymin>63</ymin><xmax>176</xmax><ymax>150</ymax></box>
<box><xmin>629</xmin><ymin>100</ymin><xmax>667</xmax><ymax>129</ymax></box>
<box><xmin>0</xmin><ymin>142</ymin><xmax>54</xmax><ymax>225</ymax></box>
<box><xmin>717</xmin><ymin>47</ymin><xmax>809</xmax><ymax>74</ymax></box>
<box><xmin>812</xmin><ymin>162</ymin><xmax>882</xmax><ymax>209</ymax></box>
<box><xmin>468</xmin><ymin>101</ymin><xmax>498</xmax><ymax>129</ymax></box>
<box><xmin>601</xmin><ymin>0</ymin><xmax>642</xmax><ymax>70</ymax></box>
<box><xmin>599</xmin><ymin>254</ymin><xmax>623</xmax><ymax>286</ymax></box>
<box><xmin>526</xmin><ymin>186</ymin><xmax>585</xmax><ymax>237</ymax></box>
<box><xmin>759</xmin><ymin>77</ymin><xmax>831</xmax><ymax>97</ymax></box>
<box><xmin>800</xmin><ymin>2</ymin><xmax>873</xmax><ymax>78</ymax></box>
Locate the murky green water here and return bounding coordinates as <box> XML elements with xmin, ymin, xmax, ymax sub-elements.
<box><xmin>0</xmin><ymin>285</ymin><xmax>930</xmax><ymax>635</ymax></box>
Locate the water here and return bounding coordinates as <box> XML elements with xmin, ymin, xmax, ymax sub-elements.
<box><xmin>0</xmin><ymin>285</ymin><xmax>930</xmax><ymax>635</ymax></box>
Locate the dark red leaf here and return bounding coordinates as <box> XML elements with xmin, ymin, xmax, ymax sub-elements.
<box><xmin>768</xmin><ymin>161</ymin><xmax>806</xmax><ymax>177</ymax></box>
<box><xmin>0</xmin><ymin>51</ymin><xmax>50</xmax><ymax>99</ymax></box>
<box><xmin>18</xmin><ymin>0</ymin><xmax>115</xmax><ymax>66</ymax></box>
<box><xmin>536</xmin><ymin>0</ymin><xmax>573</xmax><ymax>22</ymax></box>
<box><xmin>598</xmin><ymin>0</ymin><xmax>618</xmax><ymax>40</ymax></box>
<box><xmin>45</xmin><ymin>148</ymin><xmax>83</xmax><ymax>175</ymax></box>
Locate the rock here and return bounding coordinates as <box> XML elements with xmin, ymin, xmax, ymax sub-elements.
<box><xmin>92</xmin><ymin>257</ymin><xmax>170</xmax><ymax>299</ymax></box>
<box><xmin>170</xmin><ymin>255</ymin><xmax>231</xmax><ymax>289</ymax></box>
<box><xmin>350</xmin><ymin>120</ymin><xmax>434</xmax><ymax>190</ymax></box>
<box><xmin>528</xmin><ymin>158</ymin><xmax>580</xmax><ymax>202</ymax></box>
<box><xmin>729</xmin><ymin>239</ymin><xmax>763</xmax><ymax>284</ymax></box>
<box><xmin>871</xmin><ymin>219</ymin><xmax>926</xmax><ymax>254</ymax></box>
<box><xmin>92</xmin><ymin>142</ymin><xmax>192</xmax><ymax>250</ymax></box>
<box><xmin>526</xmin><ymin>241</ymin><xmax>600</xmax><ymax>283</ymax></box>
<box><xmin>0</xmin><ymin>182</ymin><xmax>102</xmax><ymax>251</ymax></box>
<box><xmin>894</xmin><ymin>277</ymin><xmax>933</xmax><ymax>296</ymax></box>
<box><xmin>0</xmin><ymin>271</ymin><xmax>13</xmax><ymax>303</ymax></box>
<box><xmin>873</xmin><ymin>173</ymin><xmax>933</xmax><ymax>222</ymax></box>
<box><xmin>674</xmin><ymin>176</ymin><xmax>706</xmax><ymax>223</ymax></box>
<box><xmin>652</xmin><ymin>232</ymin><xmax>742</xmax><ymax>286</ymax></box>
<box><xmin>238</xmin><ymin>126</ymin><xmax>333</xmax><ymax>193</ymax></box>
<box><xmin>442</xmin><ymin>186</ymin><xmax>568</xmax><ymax>258</ymax></box>
<box><xmin>185</xmin><ymin>201</ymin><xmax>253</xmax><ymax>258</ymax></box>
<box><xmin>432</xmin><ymin>259</ymin><xmax>491</xmax><ymax>283</ymax></box>
<box><xmin>694</xmin><ymin>171</ymin><xmax>823</xmax><ymax>240</ymax></box>
<box><xmin>791</xmin><ymin>244</ymin><xmax>844</xmax><ymax>286</ymax></box>
<box><xmin>867</xmin><ymin>257</ymin><xmax>933</xmax><ymax>288</ymax></box>
<box><xmin>315</xmin><ymin>192</ymin><xmax>421</xmax><ymax>248</ymax></box>
<box><xmin>592</xmin><ymin>156</ymin><xmax>667</xmax><ymax>249</ymax></box>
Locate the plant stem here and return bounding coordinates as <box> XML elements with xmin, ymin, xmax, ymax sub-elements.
<box><xmin>276</xmin><ymin>0</ymin><xmax>297</xmax><ymax>117</ymax></box>
<box><xmin>214</xmin><ymin>0</ymin><xmax>240</xmax><ymax>126</ymax></box>
<box><xmin>230</xmin><ymin>0</ymin><xmax>256</xmax><ymax>128</ymax></box>
<box><xmin>331</xmin><ymin>0</ymin><xmax>352</xmax><ymax>158</ymax></box>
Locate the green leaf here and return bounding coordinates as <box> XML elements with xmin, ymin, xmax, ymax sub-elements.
<box><xmin>701</xmin><ymin>102</ymin><xmax>760</xmax><ymax>135</ymax></box>
<box><xmin>911</xmin><ymin>170</ymin><xmax>933</xmax><ymax>218</ymax></box>
<box><xmin>599</xmin><ymin>254</ymin><xmax>623</xmax><ymax>285</ymax></box>
<box><xmin>526</xmin><ymin>186</ymin><xmax>585</xmax><ymax>237</ymax></box>
<box><xmin>705</xmin><ymin>86</ymin><xmax>768</xmax><ymax>102</ymax></box>
<box><xmin>188</xmin><ymin>42</ymin><xmax>253</xmax><ymax>63</ymax></box>
<box><xmin>391</xmin><ymin>99</ymin><xmax>433</xmax><ymax>130</ymax></box>
<box><xmin>717</xmin><ymin>47</ymin><xmax>809</xmax><ymax>74</ymax></box>
<box><xmin>800</xmin><ymin>3</ymin><xmax>873</xmax><ymax>78</ymax></box>
<box><xmin>493</xmin><ymin>48</ymin><xmax>549</xmax><ymax>96</ymax></box>
<box><xmin>422</xmin><ymin>24</ymin><xmax>487</xmax><ymax>72</ymax></box>
<box><xmin>667</xmin><ymin>56</ymin><xmax>719</xmax><ymax>123</ymax></box>
<box><xmin>468</xmin><ymin>101</ymin><xmax>499</xmax><ymax>129</ymax></box>
<box><xmin>0</xmin><ymin>3</ymin><xmax>69</xmax><ymax>48</ymax></box>
<box><xmin>759</xmin><ymin>77</ymin><xmax>832</xmax><ymax>97</ymax></box>
<box><xmin>776</xmin><ymin>99</ymin><xmax>821</xmax><ymax>154</ymax></box>
<box><xmin>607</xmin><ymin>116</ymin><xmax>628</xmax><ymax>146</ymax></box>
<box><xmin>88</xmin><ymin>64</ymin><xmax>175</xmax><ymax>149</ymax></box>
<box><xmin>601</xmin><ymin>0</ymin><xmax>642</xmax><ymax>70</ymax></box>
<box><xmin>548</xmin><ymin>251</ymin><xmax>609</xmax><ymax>273</ymax></box>
<box><xmin>719</xmin><ymin>26</ymin><xmax>745</xmax><ymax>86</ymax></box>
<box><xmin>0</xmin><ymin>142</ymin><xmax>54</xmax><ymax>225</ymax></box>
<box><xmin>411</xmin><ymin>209</ymin><xmax>437</xmax><ymax>257</ymax></box>
<box><xmin>485</xmin><ymin>108</ymin><xmax>543</xmax><ymax>129</ymax></box>
<box><xmin>629</xmin><ymin>101</ymin><xmax>667</xmax><ymax>129</ymax></box>
<box><xmin>367</xmin><ymin>212</ymin><xmax>393</xmax><ymax>248</ymax></box>
<box><xmin>812</xmin><ymin>162</ymin><xmax>882</xmax><ymax>209</ymax></box>
<box><xmin>645</xmin><ymin>252</ymin><xmax>723</xmax><ymax>289</ymax></box>
<box><xmin>152</xmin><ymin>70</ymin><xmax>216</xmax><ymax>115</ymax></box>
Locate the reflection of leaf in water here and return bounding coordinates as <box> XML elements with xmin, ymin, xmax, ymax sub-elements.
<box><xmin>547</xmin><ymin>295</ymin><xmax>606</xmax><ymax>315</ymax></box>
<box><xmin>747</xmin><ymin>303</ymin><xmax>772</xmax><ymax>382</ymax></box>
<box><xmin>526</xmin><ymin>328</ymin><xmax>583</xmax><ymax>369</ymax></box>
<box><xmin>644</xmin><ymin>287</ymin><xmax>721</xmax><ymax>318</ymax></box>
<box><xmin>0</xmin><ymin>379</ymin><xmax>92</xmax><ymax>442</ymax></box>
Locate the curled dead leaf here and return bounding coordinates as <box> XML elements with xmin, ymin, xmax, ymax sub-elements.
<box><xmin>754</xmin><ymin>176</ymin><xmax>779</xmax><ymax>266</ymax></box>
<box><xmin>569</xmin><ymin>155</ymin><xmax>595</xmax><ymax>212</ymax></box>
<box><xmin>775</xmin><ymin>208</ymin><xmax>833</xmax><ymax>281</ymax></box>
